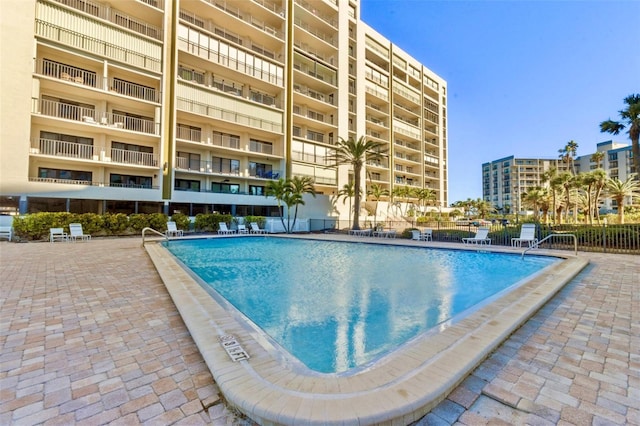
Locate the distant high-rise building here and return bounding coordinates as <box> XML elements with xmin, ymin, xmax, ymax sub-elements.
<box><xmin>0</xmin><ymin>0</ymin><xmax>448</xmax><ymax>217</ymax></box>
<box><xmin>483</xmin><ymin>140</ymin><xmax>635</xmax><ymax>214</ymax></box>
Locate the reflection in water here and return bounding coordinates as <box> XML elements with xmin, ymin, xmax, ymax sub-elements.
<box><xmin>167</xmin><ymin>238</ymin><xmax>556</xmax><ymax>373</ymax></box>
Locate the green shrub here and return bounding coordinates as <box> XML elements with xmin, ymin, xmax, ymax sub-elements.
<box><xmin>147</xmin><ymin>213</ymin><xmax>169</xmax><ymax>231</ymax></box>
<box><xmin>103</xmin><ymin>213</ymin><xmax>129</xmax><ymax>235</ymax></box>
<box><xmin>244</xmin><ymin>215</ymin><xmax>266</xmax><ymax>228</ymax></box>
<box><xmin>127</xmin><ymin>214</ymin><xmax>150</xmax><ymax>232</ymax></box>
<box><xmin>170</xmin><ymin>212</ymin><xmax>191</xmax><ymax>231</ymax></box>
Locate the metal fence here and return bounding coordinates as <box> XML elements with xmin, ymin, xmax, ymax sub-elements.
<box><xmin>308</xmin><ymin>219</ymin><xmax>640</xmax><ymax>255</ymax></box>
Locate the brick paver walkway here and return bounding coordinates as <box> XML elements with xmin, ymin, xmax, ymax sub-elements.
<box><xmin>1</xmin><ymin>238</ymin><xmax>638</xmax><ymax>425</ymax></box>
<box><xmin>420</xmin><ymin>252</ymin><xmax>639</xmax><ymax>426</ymax></box>
<box><xmin>0</xmin><ymin>239</ymin><xmax>232</xmax><ymax>425</ymax></box>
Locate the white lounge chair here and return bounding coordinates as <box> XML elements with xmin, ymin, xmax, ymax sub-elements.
<box><xmin>421</xmin><ymin>228</ymin><xmax>433</xmax><ymax>241</ymax></box>
<box><xmin>250</xmin><ymin>222</ymin><xmax>267</xmax><ymax>234</ymax></box>
<box><xmin>349</xmin><ymin>228</ymin><xmax>372</xmax><ymax>237</ymax></box>
<box><xmin>50</xmin><ymin>227</ymin><xmax>68</xmax><ymax>243</ymax></box>
<box><xmin>462</xmin><ymin>227</ymin><xmax>491</xmax><ymax>245</ymax></box>
<box><xmin>411</xmin><ymin>230</ymin><xmax>421</xmax><ymax>240</ymax></box>
<box><xmin>511</xmin><ymin>224</ymin><xmax>538</xmax><ymax>248</ymax></box>
<box><xmin>0</xmin><ymin>216</ymin><xmax>13</xmax><ymax>241</ymax></box>
<box><xmin>166</xmin><ymin>221</ymin><xmax>183</xmax><ymax>237</ymax></box>
<box><xmin>218</xmin><ymin>222</ymin><xmax>235</xmax><ymax>234</ymax></box>
<box><xmin>69</xmin><ymin>223</ymin><xmax>91</xmax><ymax>241</ymax></box>
<box><xmin>237</xmin><ymin>224</ymin><xmax>249</xmax><ymax>234</ymax></box>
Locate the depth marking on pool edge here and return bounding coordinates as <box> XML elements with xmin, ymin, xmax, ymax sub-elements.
<box><xmin>219</xmin><ymin>335</ymin><xmax>250</xmax><ymax>362</ymax></box>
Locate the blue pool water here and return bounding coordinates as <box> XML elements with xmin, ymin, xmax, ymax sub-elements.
<box><xmin>165</xmin><ymin>237</ymin><xmax>558</xmax><ymax>374</ymax></box>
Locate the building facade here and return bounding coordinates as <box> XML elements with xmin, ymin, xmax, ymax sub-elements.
<box><xmin>483</xmin><ymin>141</ymin><xmax>634</xmax><ymax>214</ymax></box>
<box><xmin>482</xmin><ymin>156</ymin><xmax>570</xmax><ymax>214</ymax></box>
<box><xmin>575</xmin><ymin>140</ymin><xmax>634</xmax><ymax>211</ymax></box>
<box><xmin>0</xmin><ymin>0</ymin><xmax>448</xmax><ymax>218</ymax></box>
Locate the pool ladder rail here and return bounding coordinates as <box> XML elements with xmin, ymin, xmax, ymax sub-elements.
<box><xmin>522</xmin><ymin>233</ymin><xmax>577</xmax><ymax>258</ymax></box>
<box><xmin>141</xmin><ymin>227</ymin><xmax>169</xmax><ymax>247</ymax></box>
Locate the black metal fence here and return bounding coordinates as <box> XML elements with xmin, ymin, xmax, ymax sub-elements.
<box><xmin>308</xmin><ymin>219</ymin><xmax>640</xmax><ymax>255</ymax></box>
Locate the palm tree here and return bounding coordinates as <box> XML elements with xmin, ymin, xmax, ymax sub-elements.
<box><xmin>541</xmin><ymin>167</ymin><xmax>558</xmax><ymax>222</ymax></box>
<box><xmin>591</xmin><ymin>169</ymin><xmax>608</xmax><ymax>224</ymax></box>
<box><xmin>288</xmin><ymin>176</ymin><xmax>316</xmax><ymax>232</ymax></box>
<box><xmin>522</xmin><ymin>187</ymin><xmax>546</xmax><ymax>221</ymax></box>
<box><xmin>415</xmin><ymin>188</ymin><xmax>436</xmax><ymax>216</ymax></box>
<box><xmin>606</xmin><ymin>174</ymin><xmax>640</xmax><ymax>224</ymax></box>
<box><xmin>337</xmin><ymin>183</ymin><xmax>357</xmax><ymax>220</ymax></box>
<box><xmin>367</xmin><ymin>183</ymin><xmax>389</xmax><ymax>228</ymax></box>
<box><xmin>553</xmin><ymin>172</ymin><xmax>573</xmax><ymax>224</ymax></box>
<box><xmin>591</xmin><ymin>151</ymin><xmax>605</xmax><ymax>169</ymax></box>
<box><xmin>600</xmin><ymin>94</ymin><xmax>640</xmax><ymax>177</ymax></box>
<box><xmin>266</xmin><ymin>176</ymin><xmax>315</xmax><ymax>233</ymax></box>
<box><xmin>558</xmin><ymin>140</ymin><xmax>579</xmax><ymax>174</ymax></box>
<box><xmin>265</xmin><ymin>178</ymin><xmax>289</xmax><ymax>231</ymax></box>
<box><xmin>334</xmin><ymin>136</ymin><xmax>385</xmax><ymax>230</ymax></box>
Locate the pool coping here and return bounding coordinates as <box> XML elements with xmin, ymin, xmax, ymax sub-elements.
<box><xmin>144</xmin><ymin>235</ymin><xmax>589</xmax><ymax>425</ymax></box>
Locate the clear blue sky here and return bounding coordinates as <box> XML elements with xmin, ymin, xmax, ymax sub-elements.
<box><xmin>360</xmin><ymin>0</ymin><xmax>640</xmax><ymax>204</ymax></box>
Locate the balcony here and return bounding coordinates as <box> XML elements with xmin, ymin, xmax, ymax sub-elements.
<box><xmin>32</xmin><ymin>138</ymin><xmax>94</xmax><ymax>160</ymax></box>
<box><xmin>33</xmin><ymin>98</ymin><xmax>159</xmax><ymax>134</ymax></box>
<box><xmin>292</xmin><ymin>151</ymin><xmax>333</xmax><ymax>166</ymax></box>
<box><xmin>175</xmin><ymin>158</ymin><xmax>239</xmax><ymax>176</ymax></box>
<box><xmin>34</xmin><ymin>19</ymin><xmax>161</xmax><ymax>73</ymax></box>
<box><xmin>110</xmin><ymin>148</ymin><xmax>157</xmax><ymax>167</ymax></box>
<box><xmin>176</xmin><ymin>97</ymin><xmax>282</xmax><ymax>134</ymax></box>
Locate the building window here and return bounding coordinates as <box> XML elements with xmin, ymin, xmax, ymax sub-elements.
<box><xmin>211</xmin><ymin>157</ymin><xmax>240</xmax><ymax>174</ymax></box>
<box><xmin>38</xmin><ymin>168</ymin><xmax>92</xmax><ymax>183</ymax></box>
<box><xmin>109</xmin><ymin>174</ymin><xmax>152</xmax><ymax>188</ymax></box>
<box><xmin>249</xmin><ymin>185</ymin><xmax>265</xmax><ymax>196</ymax></box>
<box><xmin>211</xmin><ymin>183</ymin><xmax>240</xmax><ymax>193</ymax></box>
<box><xmin>176</xmin><ymin>151</ymin><xmax>201</xmax><ymax>170</ymax></box>
<box><xmin>249</xmin><ymin>162</ymin><xmax>273</xmax><ymax>178</ymax></box>
<box><xmin>175</xmin><ymin>179</ymin><xmax>200</xmax><ymax>192</ymax></box>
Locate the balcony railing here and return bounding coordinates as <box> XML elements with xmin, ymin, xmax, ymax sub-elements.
<box><xmin>110</xmin><ymin>148</ymin><xmax>157</xmax><ymax>167</ymax></box>
<box><xmin>29</xmin><ymin>176</ymin><xmax>159</xmax><ymax>189</ymax></box>
<box><xmin>176</xmin><ymin>97</ymin><xmax>282</xmax><ymax>133</ymax></box>
<box><xmin>175</xmin><ymin>158</ymin><xmax>240</xmax><ymax>175</ymax></box>
<box><xmin>212</xmin><ymin>133</ymin><xmax>241</xmax><ymax>149</ymax></box>
<box><xmin>180</xmin><ymin>7</ymin><xmax>283</xmax><ymax>42</ymax></box>
<box><xmin>178</xmin><ymin>37</ymin><xmax>283</xmax><ymax>86</ymax></box>
<box><xmin>250</xmin><ymin>140</ymin><xmax>274</xmax><ymax>155</ymax></box>
<box><xmin>52</xmin><ymin>0</ymin><xmax>163</xmax><ymax>39</ymax></box>
<box><xmin>35</xmin><ymin>20</ymin><xmax>161</xmax><ymax>72</ymax></box>
<box><xmin>294</xmin><ymin>0</ymin><xmax>338</xmax><ymax>28</ymax></box>
<box><xmin>292</xmin><ymin>62</ymin><xmax>336</xmax><ymax>86</ymax></box>
<box><xmin>111</xmin><ymin>78</ymin><xmax>158</xmax><ymax>102</ymax></box>
<box><xmin>33</xmin><ymin>138</ymin><xmax>94</xmax><ymax>159</ymax></box>
<box><xmin>176</xmin><ymin>127</ymin><xmax>202</xmax><ymax>142</ymax></box>
<box><xmin>291</xmin><ymin>151</ymin><xmax>333</xmax><ymax>165</ymax></box>
<box><xmin>33</xmin><ymin>98</ymin><xmax>160</xmax><ymax>135</ymax></box>
<box><xmin>37</xmin><ymin>58</ymin><xmax>98</xmax><ymax>87</ymax></box>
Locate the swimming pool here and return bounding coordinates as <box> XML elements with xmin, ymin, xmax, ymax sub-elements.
<box><xmin>147</xmin><ymin>234</ymin><xmax>588</xmax><ymax>425</ymax></box>
<box><xmin>166</xmin><ymin>237</ymin><xmax>558</xmax><ymax>374</ymax></box>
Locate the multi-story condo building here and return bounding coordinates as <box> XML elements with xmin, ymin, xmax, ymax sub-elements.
<box><xmin>0</xmin><ymin>0</ymin><xmax>448</xmax><ymax>219</ymax></box>
<box><xmin>484</xmin><ymin>140</ymin><xmax>635</xmax><ymax>214</ymax></box>
<box><xmin>482</xmin><ymin>156</ymin><xmax>570</xmax><ymax>214</ymax></box>
<box><xmin>575</xmin><ymin>140</ymin><xmax>635</xmax><ymax>211</ymax></box>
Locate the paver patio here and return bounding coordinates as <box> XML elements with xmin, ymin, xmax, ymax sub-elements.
<box><xmin>1</xmin><ymin>237</ymin><xmax>637</xmax><ymax>425</ymax></box>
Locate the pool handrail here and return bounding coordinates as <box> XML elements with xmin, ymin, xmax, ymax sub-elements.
<box><xmin>522</xmin><ymin>233</ymin><xmax>577</xmax><ymax>258</ymax></box>
<box><xmin>142</xmin><ymin>227</ymin><xmax>169</xmax><ymax>247</ymax></box>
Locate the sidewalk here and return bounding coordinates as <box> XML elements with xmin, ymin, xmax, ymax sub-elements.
<box><xmin>1</xmin><ymin>238</ymin><xmax>638</xmax><ymax>425</ymax></box>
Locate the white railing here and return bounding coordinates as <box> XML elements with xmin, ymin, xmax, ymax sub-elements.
<box><xmin>111</xmin><ymin>148</ymin><xmax>157</xmax><ymax>167</ymax></box>
<box><xmin>176</xmin><ymin>97</ymin><xmax>282</xmax><ymax>133</ymax></box>
<box><xmin>33</xmin><ymin>138</ymin><xmax>94</xmax><ymax>159</ymax></box>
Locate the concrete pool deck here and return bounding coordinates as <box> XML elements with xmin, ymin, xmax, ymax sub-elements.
<box><xmin>0</xmin><ymin>236</ymin><xmax>638</xmax><ymax>425</ymax></box>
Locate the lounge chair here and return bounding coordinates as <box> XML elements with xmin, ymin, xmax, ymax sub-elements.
<box><xmin>50</xmin><ymin>227</ymin><xmax>68</xmax><ymax>243</ymax></box>
<box><xmin>349</xmin><ymin>228</ymin><xmax>372</xmax><ymax>237</ymax></box>
<box><xmin>421</xmin><ymin>228</ymin><xmax>433</xmax><ymax>241</ymax></box>
<box><xmin>0</xmin><ymin>216</ymin><xmax>12</xmax><ymax>241</ymax></box>
<box><xmin>218</xmin><ymin>222</ymin><xmax>235</xmax><ymax>234</ymax></box>
<box><xmin>411</xmin><ymin>230</ymin><xmax>421</xmax><ymax>241</ymax></box>
<box><xmin>511</xmin><ymin>224</ymin><xmax>538</xmax><ymax>248</ymax></box>
<box><xmin>462</xmin><ymin>227</ymin><xmax>491</xmax><ymax>245</ymax></box>
<box><xmin>166</xmin><ymin>221</ymin><xmax>183</xmax><ymax>237</ymax></box>
<box><xmin>250</xmin><ymin>222</ymin><xmax>267</xmax><ymax>234</ymax></box>
<box><xmin>237</xmin><ymin>224</ymin><xmax>249</xmax><ymax>234</ymax></box>
<box><xmin>69</xmin><ymin>223</ymin><xmax>91</xmax><ymax>241</ymax></box>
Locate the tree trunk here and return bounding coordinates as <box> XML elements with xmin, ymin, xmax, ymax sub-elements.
<box><xmin>352</xmin><ymin>165</ymin><xmax>361</xmax><ymax>230</ymax></box>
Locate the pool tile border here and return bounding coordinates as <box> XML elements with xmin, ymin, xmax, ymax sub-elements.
<box><xmin>145</xmin><ymin>236</ymin><xmax>588</xmax><ymax>425</ymax></box>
